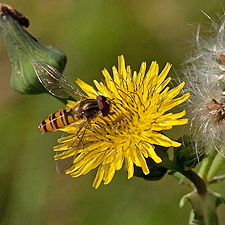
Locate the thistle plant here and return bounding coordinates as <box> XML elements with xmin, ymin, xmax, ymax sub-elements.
<box><xmin>1</xmin><ymin>3</ymin><xmax>225</xmax><ymax>225</ymax></box>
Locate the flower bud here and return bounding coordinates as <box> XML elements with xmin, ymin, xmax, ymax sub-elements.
<box><xmin>0</xmin><ymin>4</ymin><xmax>67</xmax><ymax>94</ymax></box>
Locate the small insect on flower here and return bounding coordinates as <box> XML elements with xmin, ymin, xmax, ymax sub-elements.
<box><xmin>35</xmin><ymin>61</ymin><xmax>111</xmax><ymax>133</ymax></box>
<box><xmin>36</xmin><ymin>56</ymin><xmax>189</xmax><ymax>188</ymax></box>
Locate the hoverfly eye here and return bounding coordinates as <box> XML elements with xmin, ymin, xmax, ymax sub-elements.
<box><xmin>96</xmin><ymin>95</ymin><xmax>107</xmax><ymax>102</ymax></box>
<box><xmin>97</xmin><ymin>95</ymin><xmax>110</xmax><ymax>116</ymax></box>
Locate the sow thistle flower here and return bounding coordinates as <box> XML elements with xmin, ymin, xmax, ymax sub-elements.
<box><xmin>54</xmin><ymin>56</ymin><xmax>189</xmax><ymax>188</ymax></box>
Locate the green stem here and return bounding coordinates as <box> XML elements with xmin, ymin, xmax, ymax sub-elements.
<box><xmin>181</xmin><ymin>170</ymin><xmax>207</xmax><ymax>196</ymax></box>
<box><xmin>161</xmin><ymin>156</ymin><xmax>207</xmax><ymax>196</ymax></box>
<box><xmin>186</xmin><ymin>190</ymin><xmax>221</xmax><ymax>225</ymax></box>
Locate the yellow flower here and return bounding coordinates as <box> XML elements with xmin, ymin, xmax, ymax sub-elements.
<box><xmin>54</xmin><ymin>56</ymin><xmax>190</xmax><ymax>188</ymax></box>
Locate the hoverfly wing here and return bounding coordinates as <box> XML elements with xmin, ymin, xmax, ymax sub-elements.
<box><xmin>55</xmin><ymin>120</ymin><xmax>90</xmax><ymax>173</ymax></box>
<box><xmin>55</xmin><ymin>154</ymin><xmax>74</xmax><ymax>174</ymax></box>
<box><xmin>34</xmin><ymin>61</ymin><xmax>85</xmax><ymax>99</ymax></box>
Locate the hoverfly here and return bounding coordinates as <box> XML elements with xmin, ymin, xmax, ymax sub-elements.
<box><xmin>35</xmin><ymin>62</ymin><xmax>111</xmax><ymax>133</ymax></box>
<box><xmin>35</xmin><ymin>62</ymin><xmax>112</xmax><ymax>174</ymax></box>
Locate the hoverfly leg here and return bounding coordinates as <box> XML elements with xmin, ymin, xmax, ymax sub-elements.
<box><xmin>76</xmin><ymin>120</ymin><xmax>91</xmax><ymax>150</ymax></box>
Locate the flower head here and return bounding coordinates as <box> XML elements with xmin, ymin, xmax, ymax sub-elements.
<box><xmin>54</xmin><ymin>56</ymin><xmax>189</xmax><ymax>188</ymax></box>
<box><xmin>183</xmin><ymin>14</ymin><xmax>225</xmax><ymax>150</ymax></box>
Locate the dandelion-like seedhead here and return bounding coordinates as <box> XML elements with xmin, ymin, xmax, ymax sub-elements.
<box><xmin>183</xmin><ymin>14</ymin><xmax>225</xmax><ymax>152</ymax></box>
<box><xmin>54</xmin><ymin>56</ymin><xmax>189</xmax><ymax>188</ymax></box>
<box><xmin>186</xmin><ymin>13</ymin><xmax>225</xmax><ymax>82</ymax></box>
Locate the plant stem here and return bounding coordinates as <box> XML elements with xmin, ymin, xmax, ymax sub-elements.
<box><xmin>161</xmin><ymin>156</ymin><xmax>207</xmax><ymax>196</ymax></box>
<box><xmin>181</xmin><ymin>170</ymin><xmax>207</xmax><ymax>196</ymax></box>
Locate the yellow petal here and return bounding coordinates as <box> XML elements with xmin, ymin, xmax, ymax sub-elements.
<box><xmin>76</xmin><ymin>79</ymin><xmax>98</xmax><ymax>98</ymax></box>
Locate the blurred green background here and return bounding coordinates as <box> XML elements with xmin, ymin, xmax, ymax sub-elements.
<box><xmin>0</xmin><ymin>0</ymin><xmax>225</xmax><ymax>224</ymax></box>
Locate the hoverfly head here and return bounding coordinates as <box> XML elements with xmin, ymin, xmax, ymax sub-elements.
<box><xmin>96</xmin><ymin>95</ymin><xmax>111</xmax><ymax>117</ymax></box>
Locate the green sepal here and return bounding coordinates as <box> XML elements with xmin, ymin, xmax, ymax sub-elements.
<box><xmin>134</xmin><ymin>146</ymin><xmax>168</xmax><ymax>181</ymax></box>
<box><xmin>0</xmin><ymin>13</ymin><xmax>67</xmax><ymax>95</ymax></box>
<box><xmin>174</xmin><ymin>136</ymin><xmax>205</xmax><ymax>169</ymax></box>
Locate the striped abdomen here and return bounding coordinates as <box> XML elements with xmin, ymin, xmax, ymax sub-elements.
<box><xmin>38</xmin><ymin>108</ymin><xmax>80</xmax><ymax>133</ymax></box>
